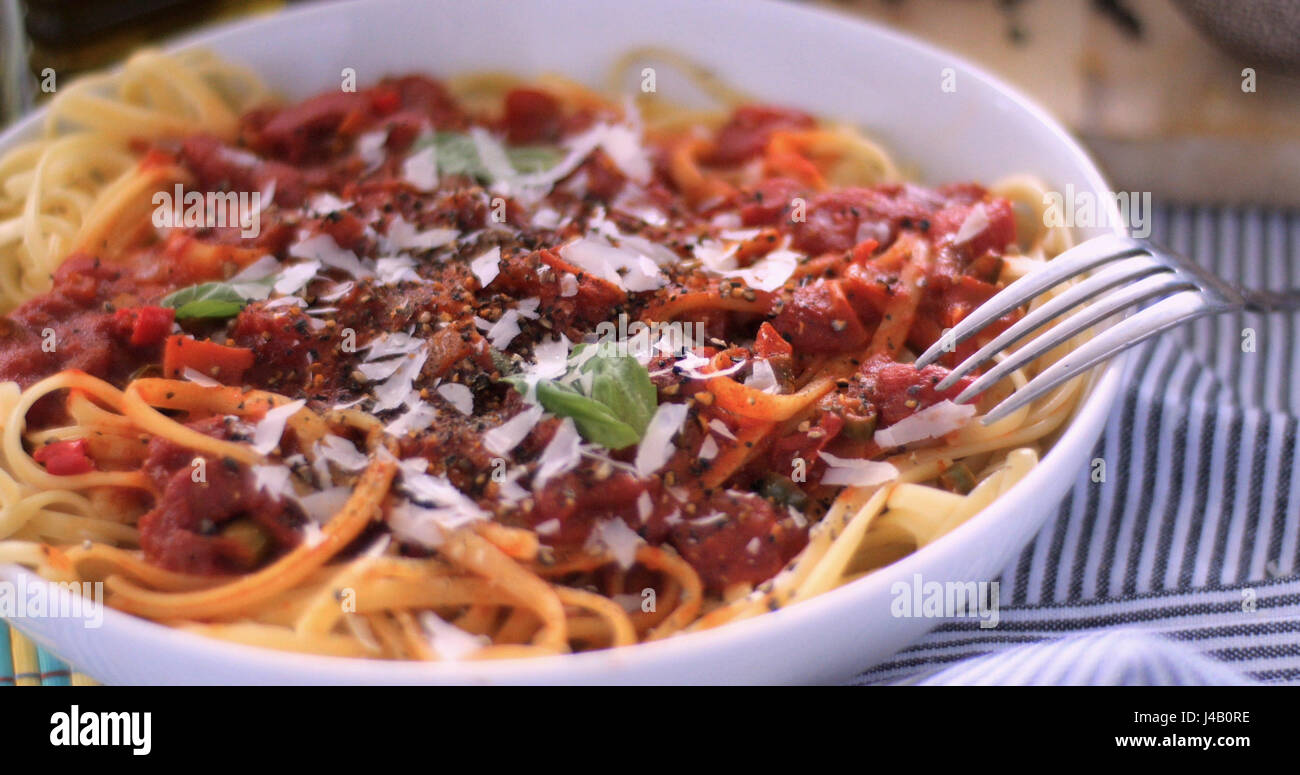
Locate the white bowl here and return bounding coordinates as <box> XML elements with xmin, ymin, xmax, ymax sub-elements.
<box><xmin>0</xmin><ymin>0</ymin><xmax>1125</xmax><ymax>684</ymax></box>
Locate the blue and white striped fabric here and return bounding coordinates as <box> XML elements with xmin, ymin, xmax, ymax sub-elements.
<box><xmin>858</xmin><ymin>204</ymin><xmax>1300</xmax><ymax>685</ymax></box>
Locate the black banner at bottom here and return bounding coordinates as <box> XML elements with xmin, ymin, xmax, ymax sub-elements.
<box><xmin>0</xmin><ymin>686</ymin><xmax>1283</xmax><ymax>762</ymax></box>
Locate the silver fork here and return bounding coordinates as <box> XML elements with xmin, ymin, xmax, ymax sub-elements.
<box><xmin>913</xmin><ymin>233</ymin><xmax>1300</xmax><ymax>425</ymax></box>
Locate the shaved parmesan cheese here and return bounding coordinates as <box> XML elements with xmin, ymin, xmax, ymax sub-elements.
<box><xmin>258</xmin><ymin>178</ymin><xmax>276</xmax><ymax>212</ymax></box>
<box><xmin>289</xmin><ymin>233</ymin><xmax>372</xmax><ymax>279</ymax></box>
<box><xmin>436</xmin><ymin>383</ymin><xmax>473</xmax><ymax>415</ymax></box>
<box><xmin>584</xmin><ymin>518</ymin><xmax>643</xmax><ymax>570</ymax></box>
<box><xmin>726</xmin><ymin>247</ymin><xmax>798</xmax><ymax>292</ymax></box>
<box><xmin>787</xmin><ymin>505</ymin><xmax>808</xmax><ymax>529</ymax></box>
<box><xmin>332</xmin><ymin>395</ymin><xmax>366</xmax><ymax>411</ymax></box>
<box><xmin>217</xmin><ymin>146</ymin><xmax>261</xmax><ymax>168</ymax></box>
<box><xmin>262</xmin><ymin>296</ymin><xmax>306</xmax><ymax>310</ymax></box>
<box><xmin>720</xmin><ymin>227</ymin><xmax>763</xmax><ymax>242</ymax></box>
<box><xmin>659</xmin><ymin>351</ymin><xmax>746</xmax><ymax>381</ymax></box>
<box><xmin>497</xmin><ymin>466</ymin><xmax>530</xmax><ymax>504</ymax></box>
<box><xmin>707</xmin><ymin>418</ymin><xmax>737</xmax><ymax>441</ymax></box>
<box><xmin>689</xmin><ymin>511</ymin><xmax>728</xmax><ymax>527</ymax></box>
<box><xmin>874</xmin><ymin>400</ymin><xmax>977</xmax><ymax>448</ymax></box>
<box><xmin>560</xmin><ymin>237</ymin><xmax>666</xmax><ymax>292</ymax></box>
<box><xmin>567</xmin><ymin>122</ymin><xmax>651</xmax><ymax>183</ymax></box>
<box><xmin>470</xmin><ymin>246</ymin><xmax>501</xmax><ymax>288</ymax></box>
<box><xmin>307</xmin><ymin>192</ymin><xmax>350</xmax><ymax>216</ymax></box>
<box><xmin>356</xmin><ymin>129</ymin><xmax>388</xmax><ymax>172</ymax></box>
<box><xmin>534</xmin><ymin>418</ymin><xmax>583</xmax><ymax>488</ymax></box>
<box><xmin>385</xmin><ymin>396</ymin><xmax>437</xmax><ymax>437</ymax></box>
<box><xmin>953</xmin><ymin>203</ymin><xmax>990</xmax><ymax>245</ymax></box>
<box><xmin>402</xmin><ymin>471</ymin><xmax>487</xmax><ymax>517</ymax></box>
<box><xmin>295</xmin><ymin>487</ymin><xmax>351</xmax><ymax>523</ymax></box>
<box><xmin>251</xmin><ymin>464</ymin><xmax>293</xmax><ymax>498</ymax></box>
<box><xmin>316</xmin><ymin>434</ymin><xmax>369</xmax><ymax>471</ymax></box>
<box><xmin>252</xmin><ymin>399</ymin><xmax>306</xmax><ymax>454</ymax></box>
<box><xmin>695</xmin><ymin>238</ymin><xmax>798</xmax><ymax>292</ymax></box>
<box><xmin>385</xmin><ymin>216</ymin><xmax>458</xmax><ymax>252</ymax></box>
<box><xmin>470</xmin><ymin>127</ymin><xmax>518</xmax><ymax>184</ymax></box>
<box><xmin>530</xmin><ymin>336</ymin><xmax>570</xmax><ymax>381</ymax></box>
<box><xmin>559</xmin><ymin>273</ymin><xmax>578</xmax><ymax>297</ymax></box>
<box><xmin>744</xmin><ymin>359</ymin><xmax>780</xmax><ymax>393</ymax></box>
<box><xmin>516</xmin><ymin>297</ymin><xmax>540</xmax><ymax>318</ymax></box>
<box><xmin>485</xmin><ymin>310</ymin><xmax>523</xmax><ymax>349</ymax></box>
<box><xmin>182</xmin><ymin>367</ymin><xmax>220</xmax><ymax>387</ymax></box>
<box><xmin>818</xmin><ymin>452</ymin><xmax>899</xmax><ymax>487</ymax></box>
<box><xmin>274</xmin><ymin>260</ymin><xmax>320</xmax><ymax>295</ymax></box>
<box><xmin>402</xmin><ymin>145</ymin><xmax>438</xmax><ymax>191</ymax></box>
<box><xmin>364</xmin><ymin>331</ymin><xmax>423</xmax><ymax>360</ymax></box>
<box><xmin>357</xmin><ymin>358</ymin><xmax>406</xmax><ymax>382</ymax></box>
<box><xmin>637</xmin><ymin>491</ymin><xmax>654</xmax><ymax>523</ymax></box>
<box><xmin>699</xmin><ymin>435</ymin><xmax>719</xmax><ymax>461</ymax></box>
<box><xmin>635</xmin><ymin>403</ymin><xmax>689</xmax><ymax>477</ymax></box>
<box><xmin>484</xmin><ymin>405</ymin><xmax>544</xmax><ymax>456</ymax></box>
<box><xmin>302</xmin><ymin>522</ymin><xmax>326</xmax><ymax>547</ymax></box>
<box><xmin>710</xmin><ymin>212</ymin><xmax>741</xmax><ymax>230</ymax></box>
<box><xmin>318</xmin><ymin>281</ymin><xmax>355</xmax><ymax>302</ymax></box>
<box><xmin>372</xmin><ymin>347</ymin><xmax>428</xmax><ymax>412</ymax></box>
<box><xmin>231</xmin><ymin>254</ymin><xmax>279</xmax><ymax>282</ymax></box>
<box><xmin>391</xmin><ymin>470</ymin><xmax>488</xmax><ymax>548</ymax></box>
<box><xmin>375</xmin><ymin>256</ymin><xmax>421</xmax><ymax>285</ymax></box>
<box><xmin>535</xmin><ymin>518</ymin><xmax>560</xmax><ymax>536</ymax></box>
<box><xmin>419</xmin><ymin>611</ymin><xmax>488</xmax><ymax>660</ymax></box>
<box><xmin>532</xmin><ymin>207</ymin><xmax>562</xmax><ymax>229</ymax></box>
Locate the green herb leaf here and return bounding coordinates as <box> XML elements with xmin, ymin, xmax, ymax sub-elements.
<box><xmin>497</xmin><ymin>342</ymin><xmax>658</xmax><ymax>450</ymax></box>
<box><xmin>582</xmin><ymin>343</ymin><xmax>656</xmax><ymax>435</ymax></box>
<box><xmin>161</xmin><ymin>277</ymin><xmax>275</xmax><ymax>320</ymax></box>
<box><xmin>412</xmin><ymin>132</ymin><xmax>562</xmax><ymax>184</ymax></box>
<box><xmin>172</xmin><ymin>299</ymin><xmax>248</xmax><ymax>319</ymax></box>
<box><xmin>535</xmin><ymin>381</ymin><xmax>642</xmax><ymax>450</ymax></box>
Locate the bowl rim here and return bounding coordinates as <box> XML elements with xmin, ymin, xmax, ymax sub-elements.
<box><xmin>0</xmin><ymin>0</ymin><xmax>1128</xmax><ymax>683</ymax></box>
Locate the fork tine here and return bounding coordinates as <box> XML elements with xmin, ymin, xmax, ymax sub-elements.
<box><xmin>914</xmin><ymin>233</ymin><xmax>1146</xmax><ymax>368</ymax></box>
<box><xmin>952</xmin><ymin>273</ymin><xmax>1198</xmax><ymax>404</ymax></box>
<box><xmin>934</xmin><ymin>255</ymin><xmax>1174</xmax><ymax>390</ymax></box>
<box><xmin>979</xmin><ymin>291</ymin><xmax>1211</xmax><ymax>424</ymax></box>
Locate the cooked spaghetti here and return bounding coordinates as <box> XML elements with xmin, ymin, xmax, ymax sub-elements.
<box><xmin>0</xmin><ymin>48</ymin><xmax>1084</xmax><ymax>659</ymax></box>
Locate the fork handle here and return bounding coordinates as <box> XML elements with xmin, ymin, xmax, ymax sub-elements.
<box><xmin>1241</xmin><ymin>288</ymin><xmax>1300</xmax><ymax>313</ymax></box>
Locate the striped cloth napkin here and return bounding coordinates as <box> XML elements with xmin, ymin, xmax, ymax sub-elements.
<box><xmin>860</xmin><ymin>204</ymin><xmax>1300</xmax><ymax>685</ymax></box>
<box><xmin>3</xmin><ymin>204</ymin><xmax>1295</xmax><ymax>686</ymax></box>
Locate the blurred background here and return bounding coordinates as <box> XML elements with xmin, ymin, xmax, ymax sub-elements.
<box><xmin>2</xmin><ymin>0</ymin><xmax>1298</xmax><ymax>200</ymax></box>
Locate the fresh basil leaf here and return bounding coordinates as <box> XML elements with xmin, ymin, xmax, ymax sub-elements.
<box><xmin>506</xmin><ymin>145</ymin><xmax>563</xmax><ymax>174</ymax></box>
<box><xmin>429</xmin><ymin>132</ymin><xmax>481</xmax><ymax>179</ymax></box>
<box><xmin>412</xmin><ymin>132</ymin><xmax>562</xmax><ymax>184</ymax></box>
<box><xmin>583</xmin><ymin>345</ymin><xmax>656</xmax><ymax>435</ymax></box>
<box><xmin>535</xmin><ymin>381</ymin><xmax>641</xmax><ymax>450</ymax></box>
<box><xmin>173</xmin><ymin>299</ymin><xmax>249</xmax><ymax>320</ymax></box>
<box><xmin>496</xmin><ymin>342</ymin><xmax>659</xmax><ymax>450</ymax></box>
<box><xmin>161</xmin><ymin>276</ymin><xmax>275</xmax><ymax>320</ymax></box>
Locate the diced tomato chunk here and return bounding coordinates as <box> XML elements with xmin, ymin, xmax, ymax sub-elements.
<box><xmin>369</xmin><ymin>87</ymin><xmax>401</xmax><ymax>116</ymax></box>
<box><xmin>113</xmin><ymin>306</ymin><xmax>175</xmax><ymax>348</ymax></box>
<box><xmin>33</xmin><ymin>439</ymin><xmax>95</xmax><ymax>475</ymax></box>
<box><xmin>738</xmin><ymin>177</ymin><xmax>805</xmax><ymax>226</ymax></box>
<box><xmin>162</xmin><ymin>335</ymin><xmax>255</xmax><ymax>384</ymax></box>
<box><xmin>861</xmin><ymin>355</ymin><xmax>975</xmax><ymax>425</ymax></box>
<box><xmin>754</xmin><ymin>321</ymin><xmax>793</xmax><ymax>358</ymax></box>
<box><xmin>771</xmin><ymin>280</ymin><xmax>870</xmax><ymax>353</ymax></box>
<box><xmin>502</xmin><ymin>88</ymin><xmax>563</xmax><ymax>144</ymax></box>
<box><xmin>709</xmin><ymin>105</ymin><xmax>816</xmax><ymax>166</ymax></box>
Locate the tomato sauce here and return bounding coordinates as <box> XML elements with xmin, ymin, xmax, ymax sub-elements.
<box><xmin>0</xmin><ymin>76</ymin><xmax>1023</xmax><ymax>590</ymax></box>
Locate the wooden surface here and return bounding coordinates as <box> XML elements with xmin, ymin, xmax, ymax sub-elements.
<box><xmin>822</xmin><ymin>0</ymin><xmax>1300</xmax><ymax>205</ymax></box>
